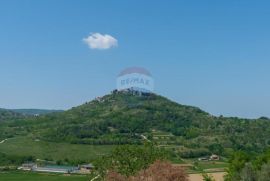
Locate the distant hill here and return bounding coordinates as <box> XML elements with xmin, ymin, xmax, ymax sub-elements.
<box><xmin>0</xmin><ymin>108</ymin><xmax>63</xmax><ymax>121</ymax></box>
<box><xmin>10</xmin><ymin>109</ymin><xmax>64</xmax><ymax>116</ymax></box>
<box><xmin>1</xmin><ymin>90</ymin><xmax>270</xmax><ymax>157</ymax></box>
<box><xmin>0</xmin><ymin>109</ymin><xmax>26</xmax><ymax>122</ymax></box>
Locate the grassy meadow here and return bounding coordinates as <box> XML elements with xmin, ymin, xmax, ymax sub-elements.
<box><xmin>0</xmin><ymin>136</ymin><xmax>115</xmax><ymax>162</ymax></box>
<box><xmin>0</xmin><ymin>172</ymin><xmax>88</xmax><ymax>181</ymax></box>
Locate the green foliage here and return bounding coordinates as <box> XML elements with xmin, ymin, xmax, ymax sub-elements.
<box><xmin>253</xmin><ymin>150</ymin><xmax>270</xmax><ymax>170</ymax></box>
<box><xmin>202</xmin><ymin>172</ymin><xmax>216</xmax><ymax>181</ymax></box>
<box><xmin>180</xmin><ymin>148</ymin><xmax>211</xmax><ymax>158</ymax></box>
<box><xmin>0</xmin><ymin>152</ymin><xmax>35</xmax><ymax>166</ymax></box>
<box><xmin>91</xmin><ymin>142</ymin><xmax>168</xmax><ymax>180</ymax></box>
<box><xmin>225</xmin><ymin>149</ymin><xmax>270</xmax><ymax>181</ymax></box>
<box><xmin>258</xmin><ymin>163</ymin><xmax>270</xmax><ymax>181</ymax></box>
<box><xmin>184</xmin><ymin>127</ymin><xmax>200</xmax><ymax>139</ymax></box>
<box><xmin>225</xmin><ymin>151</ymin><xmax>250</xmax><ymax>181</ymax></box>
<box><xmin>208</xmin><ymin>143</ymin><xmax>224</xmax><ymax>155</ymax></box>
<box><xmin>239</xmin><ymin>163</ymin><xmax>257</xmax><ymax>181</ymax></box>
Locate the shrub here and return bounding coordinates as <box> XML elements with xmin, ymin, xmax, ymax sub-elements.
<box><xmin>106</xmin><ymin>160</ymin><xmax>188</xmax><ymax>181</ymax></box>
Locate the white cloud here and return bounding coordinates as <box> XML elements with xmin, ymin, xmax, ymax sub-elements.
<box><xmin>83</xmin><ymin>33</ymin><xmax>118</xmax><ymax>50</ymax></box>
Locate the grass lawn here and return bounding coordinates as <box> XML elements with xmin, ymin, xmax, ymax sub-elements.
<box><xmin>0</xmin><ymin>137</ymin><xmax>115</xmax><ymax>162</ymax></box>
<box><xmin>0</xmin><ymin>172</ymin><xmax>88</xmax><ymax>181</ymax></box>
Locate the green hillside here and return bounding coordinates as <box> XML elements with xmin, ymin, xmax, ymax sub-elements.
<box><xmin>24</xmin><ymin>90</ymin><xmax>214</xmax><ymax>145</ymax></box>
<box><xmin>1</xmin><ymin>89</ymin><xmax>269</xmax><ymax>159</ymax></box>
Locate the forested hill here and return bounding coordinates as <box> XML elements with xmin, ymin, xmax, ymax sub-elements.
<box><xmin>1</xmin><ymin>90</ymin><xmax>270</xmax><ymax>156</ymax></box>
<box><xmin>32</xmin><ymin>90</ymin><xmax>212</xmax><ymax>141</ymax></box>
<box><xmin>0</xmin><ymin>109</ymin><xmax>26</xmax><ymax>122</ymax></box>
<box><xmin>0</xmin><ymin>108</ymin><xmax>62</xmax><ymax>121</ymax></box>
<box><xmin>8</xmin><ymin>89</ymin><xmax>267</xmax><ymax>155</ymax></box>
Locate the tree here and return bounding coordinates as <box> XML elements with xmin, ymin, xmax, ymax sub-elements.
<box><xmin>208</xmin><ymin>143</ymin><xmax>224</xmax><ymax>155</ymax></box>
<box><xmin>258</xmin><ymin>163</ymin><xmax>270</xmax><ymax>181</ymax></box>
<box><xmin>239</xmin><ymin>163</ymin><xmax>257</xmax><ymax>181</ymax></box>
<box><xmin>106</xmin><ymin>160</ymin><xmax>188</xmax><ymax>181</ymax></box>
<box><xmin>202</xmin><ymin>173</ymin><xmax>216</xmax><ymax>181</ymax></box>
<box><xmin>254</xmin><ymin>150</ymin><xmax>270</xmax><ymax>170</ymax></box>
<box><xmin>225</xmin><ymin>150</ymin><xmax>270</xmax><ymax>181</ymax></box>
<box><xmin>225</xmin><ymin>151</ymin><xmax>250</xmax><ymax>181</ymax></box>
<box><xmin>90</xmin><ymin>142</ymin><xmax>168</xmax><ymax>180</ymax></box>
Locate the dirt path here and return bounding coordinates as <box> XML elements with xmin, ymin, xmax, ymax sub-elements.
<box><xmin>189</xmin><ymin>172</ymin><xmax>225</xmax><ymax>181</ymax></box>
<box><xmin>0</xmin><ymin>139</ymin><xmax>8</xmax><ymax>144</ymax></box>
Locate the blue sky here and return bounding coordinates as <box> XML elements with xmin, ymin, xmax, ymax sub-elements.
<box><xmin>0</xmin><ymin>0</ymin><xmax>270</xmax><ymax>118</ymax></box>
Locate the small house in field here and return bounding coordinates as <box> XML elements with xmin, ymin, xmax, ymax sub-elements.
<box><xmin>210</xmin><ymin>154</ymin><xmax>220</xmax><ymax>161</ymax></box>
